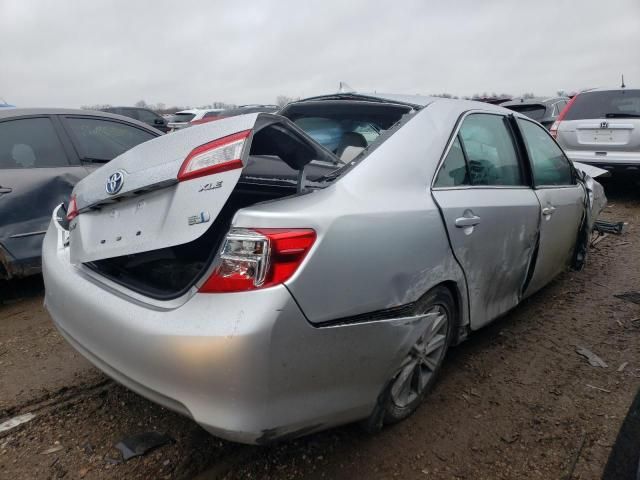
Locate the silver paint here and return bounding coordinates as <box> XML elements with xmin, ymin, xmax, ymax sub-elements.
<box><xmin>42</xmin><ymin>95</ymin><xmax>604</xmax><ymax>444</ymax></box>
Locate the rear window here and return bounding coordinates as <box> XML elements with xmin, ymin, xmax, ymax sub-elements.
<box><xmin>565</xmin><ymin>90</ymin><xmax>640</xmax><ymax>120</ymax></box>
<box><xmin>504</xmin><ymin>104</ymin><xmax>547</xmax><ymax>121</ymax></box>
<box><xmin>136</xmin><ymin>109</ymin><xmax>160</xmax><ymax>123</ymax></box>
<box><xmin>170</xmin><ymin>113</ymin><xmax>196</xmax><ymax>123</ymax></box>
<box><xmin>293</xmin><ymin>117</ymin><xmax>384</xmax><ymax>152</ymax></box>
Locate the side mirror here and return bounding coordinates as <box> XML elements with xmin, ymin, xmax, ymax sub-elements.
<box><xmin>154</xmin><ymin>118</ymin><xmax>165</xmax><ymax>125</ymax></box>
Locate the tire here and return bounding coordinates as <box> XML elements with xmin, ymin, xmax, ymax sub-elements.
<box><xmin>382</xmin><ymin>286</ymin><xmax>455</xmax><ymax>425</ymax></box>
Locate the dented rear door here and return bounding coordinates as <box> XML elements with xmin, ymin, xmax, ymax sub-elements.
<box><xmin>0</xmin><ymin>115</ymin><xmax>86</xmax><ymax>277</ymax></box>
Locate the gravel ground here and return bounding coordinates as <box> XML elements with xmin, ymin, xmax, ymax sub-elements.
<box><xmin>0</xmin><ymin>179</ymin><xmax>638</xmax><ymax>479</ymax></box>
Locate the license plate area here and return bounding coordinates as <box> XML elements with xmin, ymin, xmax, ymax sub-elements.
<box><xmin>578</xmin><ymin>128</ymin><xmax>631</xmax><ymax>145</ymax></box>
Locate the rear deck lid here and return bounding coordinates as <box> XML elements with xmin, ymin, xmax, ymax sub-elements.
<box><xmin>68</xmin><ymin>113</ymin><xmax>336</xmax><ymax>264</ymax></box>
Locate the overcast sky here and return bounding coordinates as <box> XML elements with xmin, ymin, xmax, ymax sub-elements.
<box><xmin>1</xmin><ymin>0</ymin><xmax>639</xmax><ymax>108</ymax></box>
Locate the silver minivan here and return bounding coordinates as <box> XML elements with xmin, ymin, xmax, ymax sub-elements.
<box><xmin>553</xmin><ymin>87</ymin><xmax>640</xmax><ymax>172</ymax></box>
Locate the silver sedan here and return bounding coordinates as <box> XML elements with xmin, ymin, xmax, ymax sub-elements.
<box><xmin>42</xmin><ymin>93</ymin><xmax>605</xmax><ymax>444</ymax></box>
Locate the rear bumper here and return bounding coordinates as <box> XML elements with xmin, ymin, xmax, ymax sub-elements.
<box><xmin>42</xmin><ymin>209</ymin><xmax>419</xmax><ymax>444</ymax></box>
<box><xmin>565</xmin><ymin>149</ymin><xmax>640</xmax><ymax>171</ymax></box>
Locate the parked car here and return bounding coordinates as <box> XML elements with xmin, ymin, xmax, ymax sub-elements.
<box><xmin>0</xmin><ymin>108</ymin><xmax>161</xmax><ymax>280</ymax></box>
<box><xmin>502</xmin><ymin>96</ymin><xmax>570</xmax><ymax>129</ymax></box>
<box><xmin>552</xmin><ymin>87</ymin><xmax>640</xmax><ymax>173</ymax></box>
<box><xmin>43</xmin><ymin>93</ymin><xmax>605</xmax><ymax>445</ymax></box>
<box><xmin>190</xmin><ymin>105</ymin><xmax>280</xmax><ymax>126</ymax></box>
<box><xmin>101</xmin><ymin>107</ymin><xmax>170</xmax><ymax>133</ymax></box>
<box><xmin>167</xmin><ymin>109</ymin><xmax>224</xmax><ymax>131</ymax></box>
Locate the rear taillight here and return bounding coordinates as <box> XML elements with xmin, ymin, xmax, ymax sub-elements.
<box><xmin>177</xmin><ymin>129</ymin><xmax>251</xmax><ymax>181</ymax></box>
<box><xmin>66</xmin><ymin>194</ymin><xmax>79</xmax><ymax>221</ymax></box>
<box><xmin>199</xmin><ymin>228</ymin><xmax>316</xmax><ymax>293</ymax></box>
<box><xmin>550</xmin><ymin>94</ymin><xmax>578</xmax><ymax>139</ymax></box>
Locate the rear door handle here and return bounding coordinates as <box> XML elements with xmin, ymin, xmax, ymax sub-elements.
<box><xmin>455</xmin><ymin>215</ymin><xmax>481</xmax><ymax>228</ymax></box>
<box><xmin>0</xmin><ymin>186</ymin><xmax>12</xmax><ymax>195</ymax></box>
<box><xmin>542</xmin><ymin>205</ymin><xmax>556</xmax><ymax>216</ymax></box>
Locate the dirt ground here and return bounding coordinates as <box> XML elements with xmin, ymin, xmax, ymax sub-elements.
<box><xmin>0</xmin><ymin>178</ymin><xmax>639</xmax><ymax>480</ymax></box>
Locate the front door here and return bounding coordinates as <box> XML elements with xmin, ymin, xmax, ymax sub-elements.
<box><xmin>432</xmin><ymin>113</ymin><xmax>540</xmax><ymax>329</ymax></box>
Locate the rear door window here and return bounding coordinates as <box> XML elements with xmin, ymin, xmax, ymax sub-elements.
<box><xmin>434</xmin><ymin>136</ymin><xmax>469</xmax><ymax>187</ymax></box>
<box><xmin>459</xmin><ymin>114</ymin><xmax>524</xmax><ymax>186</ymax></box>
<box><xmin>564</xmin><ymin>90</ymin><xmax>640</xmax><ymax>119</ymax></box>
<box><xmin>65</xmin><ymin>117</ymin><xmax>156</xmax><ymax>161</ymax></box>
<box><xmin>0</xmin><ymin>117</ymin><xmax>70</xmax><ymax>169</ymax></box>
<box><xmin>518</xmin><ymin>119</ymin><xmax>574</xmax><ymax>186</ymax></box>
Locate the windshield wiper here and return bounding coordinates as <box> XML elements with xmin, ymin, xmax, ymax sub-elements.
<box><xmin>604</xmin><ymin>112</ymin><xmax>640</xmax><ymax>118</ymax></box>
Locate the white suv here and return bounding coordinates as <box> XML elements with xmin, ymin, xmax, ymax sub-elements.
<box><xmin>553</xmin><ymin>87</ymin><xmax>640</xmax><ymax>173</ymax></box>
<box><xmin>167</xmin><ymin>108</ymin><xmax>224</xmax><ymax>131</ymax></box>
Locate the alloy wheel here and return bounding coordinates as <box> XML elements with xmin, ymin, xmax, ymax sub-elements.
<box><xmin>389</xmin><ymin>305</ymin><xmax>449</xmax><ymax>409</ymax></box>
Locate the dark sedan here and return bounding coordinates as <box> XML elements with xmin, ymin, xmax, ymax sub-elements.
<box><xmin>0</xmin><ymin>108</ymin><xmax>161</xmax><ymax>279</ymax></box>
<box><xmin>501</xmin><ymin>96</ymin><xmax>570</xmax><ymax>129</ymax></box>
<box><xmin>101</xmin><ymin>107</ymin><xmax>170</xmax><ymax>133</ymax></box>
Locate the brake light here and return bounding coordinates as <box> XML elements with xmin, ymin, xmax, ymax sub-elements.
<box><xmin>200</xmin><ymin>228</ymin><xmax>316</xmax><ymax>293</ymax></box>
<box><xmin>177</xmin><ymin>129</ymin><xmax>251</xmax><ymax>181</ymax></box>
<box><xmin>550</xmin><ymin>94</ymin><xmax>578</xmax><ymax>139</ymax></box>
<box><xmin>66</xmin><ymin>194</ymin><xmax>79</xmax><ymax>221</ymax></box>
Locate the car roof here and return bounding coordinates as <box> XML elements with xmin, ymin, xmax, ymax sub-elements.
<box><xmin>106</xmin><ymin>106</ymin><xmax>154</xmax><ymax>111</ymax></box>
<box><xmin>501</xmin><ymin>97</ymin><xmax>568</xmax><ymax>107</ymax></box>
<box><xmin>176</xmin><ymin>108</ymin><xmax>224</xmax><ymax>114</ymax></box>
<box><xmin>292</xmin><ymin>92</ymin><xmax>517</xmax><ymax>119</ymax></box>
<box><xmin>299</xmin><ymin>92</ymin><xmax>436</xmax><ymax>108</ymax></box>
<box><xmin>0</xmin><ymin>107</ymin><xmax>162</xmax><ymax>133</ymax></box>
<box><xmin>579</xmin><ymin>86</ymin><xmax>638</xmax><ymax>93</ymax></box>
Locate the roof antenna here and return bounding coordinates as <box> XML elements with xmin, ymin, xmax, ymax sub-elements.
<box><xmin>338</xmin><ymin>82</ymin><xmax>354</xmax><ymax>93</ymax></box>
<box><xmin>621</xmin><ymin>74</ymin><xmax>626</xmax><ymax>88</ymax></box>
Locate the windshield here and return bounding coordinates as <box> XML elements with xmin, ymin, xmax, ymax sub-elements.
<box><xmin>504</xmin><ymin>104</ymin><xmax>547</xmax><ymax>121</ymax></box>
<box><xmin>565</xmin><ymin>90</ymin><xmax>640</xmax><ymax>120</ymax></box>
<box><xmin>169</xmin><ymin>113</ymin><xmax>196</xmax><ymax>123</ymax></box>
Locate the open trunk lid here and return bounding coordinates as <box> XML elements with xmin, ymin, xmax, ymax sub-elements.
<box><xmin>68</xmin><ymin>113</ymin><xmax>336</xmax><ymax>264</ymax></box>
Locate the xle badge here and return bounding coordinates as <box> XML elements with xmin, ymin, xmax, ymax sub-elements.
<box><xmin>199</xmin><ymin>181</ymin><xmax>223</xmax><ymax>192</ymax></box>
<box><xmin>188</xmin><ymin>211</ymin><xmax>211</xmax><ymax>226</ymax></box>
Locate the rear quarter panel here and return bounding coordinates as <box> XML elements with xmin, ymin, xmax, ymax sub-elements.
<box><xmin>234</xmin><ymin>102</ymin><xmax>475</xmax><ymax>326</ymax></box>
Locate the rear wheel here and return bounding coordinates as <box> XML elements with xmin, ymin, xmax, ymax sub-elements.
<box><xmin>383</xmin><ymin>287</ymin><xmax>454</xmax><ymax>424</ymax></box>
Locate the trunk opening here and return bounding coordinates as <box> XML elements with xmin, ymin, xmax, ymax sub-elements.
<box><xmin>74</xmin><ymin>104</ymin><xmax>409</xmax><ymax>299</ymax></box>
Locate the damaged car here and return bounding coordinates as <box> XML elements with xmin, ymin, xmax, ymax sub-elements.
<box><xmin>42</xmin><ymin>93</ymin><xmax>606</xmax><ymax>444</ymax></box>
<box><xmin>0</xmin><ymin>108</ymin><xmax>161</xmax><ymax>280</ymax></box>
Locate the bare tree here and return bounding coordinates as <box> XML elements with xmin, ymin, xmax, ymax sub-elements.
<box><xmin>135</xmin><ymin>99</ymin><xmax>148</xmax><ymax>108</ymax></box>
<box><xmin>81</xmin><ymin>104</ymin><xmax>112</xmax><ymax>110</ymax></box>
<box><xmin>276</xmin><ymin>95</ymin><xmax>298</xmax><ymax>107</ymax></box>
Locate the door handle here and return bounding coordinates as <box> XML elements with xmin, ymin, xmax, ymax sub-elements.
<box><xmin>0</xmin><ymin>186</ymin><xmax>12</xmax><ymax>195</ymax></box>
<box><xmin>455</xmin><ymin>215</ymin><xmax>481</xmax><ymax>228</ymax></box>
<box><xmin>542</xmin><ymin>205</ymin><xmax>556</xmax><ymax>216</ymax></box>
